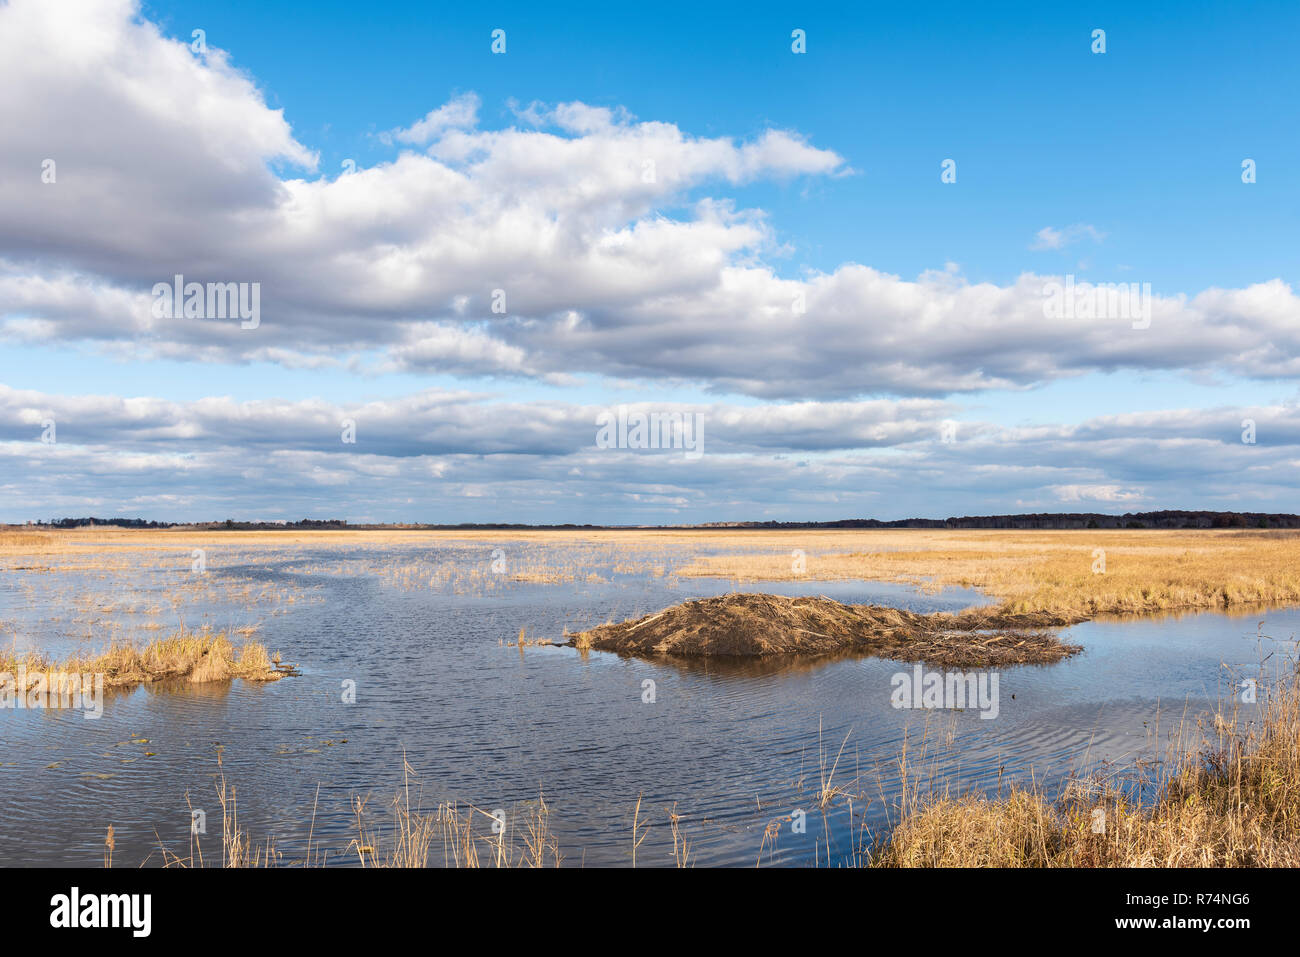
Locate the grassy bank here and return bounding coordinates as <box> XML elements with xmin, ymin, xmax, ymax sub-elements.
<box><xmin>874</xmin><ymin>660</ymin><xmax>1300</xmax><ymax>866</ymax></box>
<box><xmin>1</xmin><ymin>629</ymin><xmax>289</xmax><ymax>688</ymax></box>
<box><xmin>669</xmin><ymin>529</ymin><xmax>1300</xmax><ymax>619</ymax></box>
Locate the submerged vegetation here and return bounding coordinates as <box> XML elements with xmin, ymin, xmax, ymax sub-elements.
<box><xmin>569</xmin><ymin>592</ymin><xmax>1079</xmax><ymax>666</ymax></box>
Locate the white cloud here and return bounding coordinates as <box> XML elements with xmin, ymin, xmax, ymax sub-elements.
<box><xmin>2</xmin><ymin>2</ymin><xmax>1298</xmax><ymax>404</ymax></box>
<box><xmin>0</xmin><ymin>1</ymin><xmax>1297</xmax><ymax>522</ymax></box>
<box><xmin>1031</xmin><ymin>224</ymin><xmax>1105</xmax><ymax>250</ymax></box>
<box><xmin>1050</xmin><ymin>484</ymin><xmax>1146</xmax><ymax>504</ymax></box>
<box><xmin>1</xmin><ymin>383</ymin><xmax>1295</xmax><ymax>521</ymax></box>
<box><xmin>384</xmin><ymin>92</ymin><xmax>481</xmax><ymax>145</ymax></box>
<box><xmin>0</xmin><ymin>0</ymin><xmax>315</xmax><ymax>275</ymax></box>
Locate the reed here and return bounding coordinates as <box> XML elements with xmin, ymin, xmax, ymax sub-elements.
<box><xmin>669</xmin><ymin>529</ymin><xmax>1300</xmax><ymax>620</ymax></box>
<box><xmin>116</xmin><ymin>662</ymin><xmax>1300</xmax><ymax>868</ymax></box>
<box><xmin>0</xmin><ymin>529</ymin><xmax>54</xmax><ymax>548</ymax></box>
<box><xmin>17</xmin><ymin>526</ymin><xmax>1297</xmax><ymax>626</ymax></box>
<box><xmin>668</xmin><ymin>803</ymin><xmax>692</xmax><ymax>867</ymax></box>
<box><xmin>874</xmin><ymin>658</ymin><xmax>1300</xmax><ymax>867</ymax></box>
<box><xmin>0</xmin><ymin>628</ymin><xmax>288</xmax><ymax>689</ymax></box>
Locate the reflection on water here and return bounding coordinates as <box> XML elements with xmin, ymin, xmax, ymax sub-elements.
<box><xmin>1</xmin><ymin>541</ymin><xmax>1297</xmax><ymax>866</ymax></box>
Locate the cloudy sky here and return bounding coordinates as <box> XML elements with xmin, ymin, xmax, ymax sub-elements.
<box><xmin>1</xmin><ymin>0</ymin><xmax>1297</xmax><ymax>523</ymax></box>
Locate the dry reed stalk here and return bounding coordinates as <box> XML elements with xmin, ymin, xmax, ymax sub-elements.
<box><xmin>875</xmin><ymin>658</ymin><xmax>1300</xmax><ymax>867</ymax></box>
<box><xmin>1</xmin><ymin>628</ymin><xmax>289</xmax><ymax>690</ymax></box>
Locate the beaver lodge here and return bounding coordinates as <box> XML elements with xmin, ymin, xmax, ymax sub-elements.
<box><xmin>568</xmin><ymin>593</ymin><xmax>1082</xmax><ymax>667</ymax></box>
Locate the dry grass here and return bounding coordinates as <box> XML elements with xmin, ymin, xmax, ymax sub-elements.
<box><xmin>17</xmin><ymin>526</ymin><xmax>1297</xmax><ymax>868</ymax></box>
<box><xmin>0</xmin><ymin>628</ymin><xmax>288</xmax><ymax>689</ymax></box>
<box><xmin>156</xmin><ymin>758</ymin><xmax>281</xmax><ymax>868</ymax></box>
<box><xmin>668</xmin><ymin>802</ymin><xmax>692</xmax><ymax>867</ymax></box>
<box><xmin>0</xmin><ymin>529</ymin><xmax>55</xmax><ymax>548</ymax></box>
<box><xmin>875</xmin><ymin>659</ymin><xmax>1300</xmax><ymax>867</ymax></box>
<box><xmin>115</xmin><ymin>659</ymin><xmax>1300</xmax><ymax>869</ymax></box>
<box><xmin>345</xmin><ymin>762</ymin><xmax>562</xmax><ymax>868</ymax></box>
<box><xmin>8</xmin><ymin>527</ymin><xmax>1296</xmax><ymax>624</ymax></box>
<box><xmin>666</xmin><ymin>528</ymin><xmax>1300</xmax><ymax>619</ymax></box>
<box><xmin>147</xmin><ymin>757</ymin><xmax>563</xmax><ymax>869</ymax></box>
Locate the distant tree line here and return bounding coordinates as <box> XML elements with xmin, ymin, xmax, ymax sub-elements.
<box><xmin>22</xmin><ymin>510</ymin><xmax>1300</xmax><ymax>530</ymax></box>
<box><xmin>33</xmin><ymin>517</ymin><xmax>349</xmax><ymax>529</ymax></box>
<box><xmin>695</xmin><ymin>510</ymin><xmax>1300</xmax><ymax>530</ymax></box>
<box><xmin>39</xmin><ymin>517</ymin><xmax>173</xmax><ymax>528</ymax></box>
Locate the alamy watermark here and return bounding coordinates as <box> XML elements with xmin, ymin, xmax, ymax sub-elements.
<box><xmin>1042</xmin><ymin>274</ymin><xmax>1151</xmax><ymax>329</ymax></box>
<box><xmin>152</xmin><ymin>274</ymin><xmax>260</xmax><ymax>329</ymax></box>
<box><xmin>890</xmin><ymin>663</ymin><xmax>1000</xmax><ymax>719</ymax></box>
<box><xmin>50</xmin><ymin>887</ymin><xmax>150</xmax><ymax>937</ymax></box>
<box><xmin>1</xmin><ymin>669</ymin><xmax>104</xmax><ymax>719</ymax></box>
<box><xmin>595</xmin><ymin>405</ymin><xmax>704</xmax><ymax>459</ymax></box>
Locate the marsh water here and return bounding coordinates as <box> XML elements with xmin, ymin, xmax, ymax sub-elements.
<box><xmin>1</xmin><ymin>539</ymin><xmax>1296</xmax><ymax>867</ymax></box>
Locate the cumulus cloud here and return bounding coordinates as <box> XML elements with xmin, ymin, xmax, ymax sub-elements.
<box><xmin>0</xmin><ymin>1</ymin><xmax>1296</xmax><ymax>520</ymax></box>
<box><xmin>0</xmin><ymin>0</ymin><xmax>315</xmax><ymax>277</ymax></box>
<box><xmin>5</xmin><ymin>1</ymin><xmax>1297</xmax><ymax>402</ymax></box>
<box><xmin>2</xmin><ymin>383</ymin><xmax>1295</xmax><ymax>521</ymax></box>
<box><xmin>0</xmin><ymin>385</ymin><xmax>954</xmax><ymax>456</ymax></box>
<box><xmin>1050</xmin><ymin>484</ymin><xmax>1146</xmax><ymax>504</ymax></box>
<box><xmin>0</xmin><ymin>0</ymin><xmax>852</xmax><ymax>385</ymax></box>
<box><xmin>384</xmin><ymin>92</ymin><xmax>481</xmax><ymax>144</ymax></box>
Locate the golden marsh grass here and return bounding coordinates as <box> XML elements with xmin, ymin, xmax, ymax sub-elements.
<box><xmin>7</xmin><ymin>526</ymin><xmax>1298</xmax><ymax>622</ymax></box>
<box><xmin>12</xmin><ymin>525</ymin><xmax>1298</xmax><ymax>867</ymax></box>
<box><xmin>1</xmin><ymin>628</ymin><xmax>288</xmax><ymax>689</ymax></box>
<box><xmin>666</xmin><ymin>528</ymin><xmax>1300</xmax><ymax>619</ymax></box>
<box><xmin>875</xmin><ymin>660</ymin><xmax>1300</xmax><ymax>867</ymax></box>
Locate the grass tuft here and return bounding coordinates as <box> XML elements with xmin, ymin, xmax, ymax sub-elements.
<box><xmin>0</xmin><ymin>628</ymin><xmax>288</xmax><ymax>690</ymax></box>
<box><xmin>874</xmin><ymin>659</ymin><xmax>1300</xmax><ymax>867</ymax></box>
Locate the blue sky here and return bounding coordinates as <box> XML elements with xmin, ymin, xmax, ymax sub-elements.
<box><xmin>133</xmin><ymin>0</ymin><xmax>1297</xmax><ymax>289</ymax></box>
<box><xmin>0</xmin><ymin>0</ymin><xmax>1297</xmax><ymax>522</ymax></box>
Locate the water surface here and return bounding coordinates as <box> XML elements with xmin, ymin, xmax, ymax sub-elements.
<box><xmin>1</xmin><ymin>540</ymin><xmax>1295</xmax><ymax>866</ymax></box>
